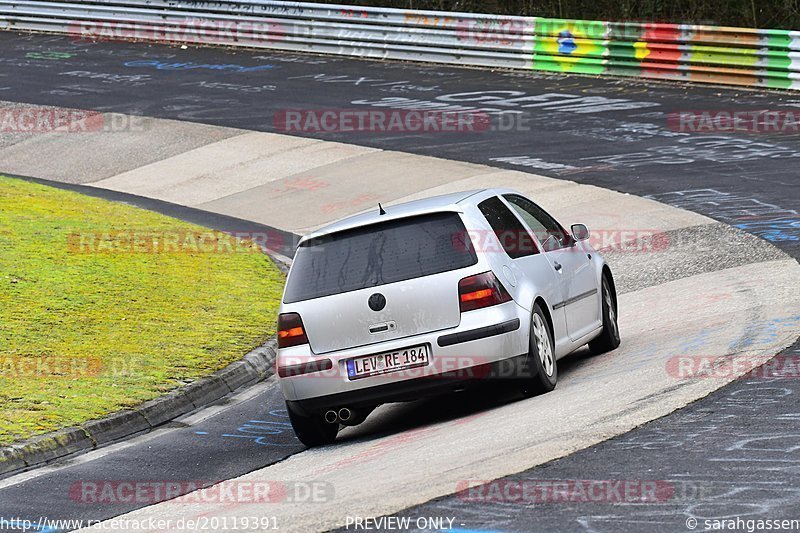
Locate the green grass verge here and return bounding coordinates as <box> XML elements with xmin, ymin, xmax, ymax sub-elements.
<box><xmin>0</xmin><ymin>176</ymin><xmax>285</xmax><ymax>446</ymax></box>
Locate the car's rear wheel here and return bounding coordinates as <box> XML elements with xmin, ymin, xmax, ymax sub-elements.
<box><xmin>589</xmin><ymin>275</ymin><xmax>621</xmax><ymax>354</ymax></box>
<box><xmin>286</xmin><ymin>402</ymin><xmax>338</xmax><ymax>447</ymax></box>
<box><xmin>520</xmin><ymin>303</ymin><xmax>557</xmax><ymax>397</ymax></box>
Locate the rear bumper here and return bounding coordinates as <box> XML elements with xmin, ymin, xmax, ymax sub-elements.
<box><xmin>437</xmin><ymin>318</ymin><xmax>520</xmax><ymax>347</ymax></box>
<box><xmin>277</xmin><ymin>300</ymin><xmax>530</xmax><ymax>405</ymax></box>
<box><xmin>286</xmin><ymin>352</ymin><xmax>528</xmax><ymax>416</ymax></box>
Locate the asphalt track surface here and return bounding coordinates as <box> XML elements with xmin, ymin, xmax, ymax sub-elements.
<box><xmin>0</xmin><ymin>31</ymin><xmax>799</xmax><ymax>532</ymax></box>
<box><xmin>1</xmin><ymin>32</ymin><xmax>798</xmax><ymax>256</ymax></box>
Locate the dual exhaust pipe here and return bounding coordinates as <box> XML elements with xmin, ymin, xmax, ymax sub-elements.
<box><xmin>324</xmin><ymin>407</ymin><xmax>367</xmax><ymax>426</ymax></box>
<box><xmin>324</xmin><ymin>407</ymin><xmax>352</xmax><ymax>424</ymax></box>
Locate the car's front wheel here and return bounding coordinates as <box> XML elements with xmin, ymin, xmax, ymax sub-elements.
<box><xmin>589</xmin><ymin>275</ymin><xmax>621</xmax><ymax>354</ymax></box>
<box><xmin>286</xmin><ymin>402</ymin><xmax>338</xmax><ymax>447</ymax></box>
<box><xmin>519</xmin><ymin>303</ymin><xmax>557</xmax><ymax>397</ymax></box>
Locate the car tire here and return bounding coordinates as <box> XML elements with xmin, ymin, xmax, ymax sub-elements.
<box><xmin>519</xmin><ymin>303</ymin><xmax>557</xmax><ymax>397</ymax></box>
<box><xmin>286</xmin><ymin>402</ymin><xmax>338</xmax><ymax>447</ymax></box>
<box><xmin>588</xmin><ymin>275</ymin><xmax>621</xmax><ymax>355</ymax></box>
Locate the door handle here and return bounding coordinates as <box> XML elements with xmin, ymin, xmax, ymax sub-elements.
<box><xmin>553</xmin><ymin>261</ymin><xmax>562</xmax><ymax>272</ymax></box>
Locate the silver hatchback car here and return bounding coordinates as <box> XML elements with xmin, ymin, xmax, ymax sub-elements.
<box><xmin>276</xmin><ymin>189</ymin><xmax>620</xmax><ymax>446</ymax></box>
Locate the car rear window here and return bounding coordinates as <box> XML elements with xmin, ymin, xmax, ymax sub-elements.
<box><xmin>283</xmin><ymin>212</ymin><xmax>478</xmax><ymax>303</ymax></box>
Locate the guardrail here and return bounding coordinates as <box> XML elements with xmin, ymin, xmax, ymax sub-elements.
<box><xmin>1</xmin><ymin>0</ymin><xmax>798</xmax><ymax>90</ymax></box>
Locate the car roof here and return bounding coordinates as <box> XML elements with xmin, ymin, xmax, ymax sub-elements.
<box><xmin>300</xmin><ymin>189</ymin><xmax>502</xmax><ymax>243</ymax></box>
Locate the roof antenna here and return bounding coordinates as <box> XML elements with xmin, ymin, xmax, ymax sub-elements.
<box><xmin>378</xmin><ymin>203</ymin><xmax>386</xmax><ymax>215</ymax></box>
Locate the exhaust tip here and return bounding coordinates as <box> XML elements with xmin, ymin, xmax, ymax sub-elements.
<box><xmin>338</xmin><ymin>407</ymin><xmax>352</xmax><ymax>422</ymax></box>
<box><xmin>324</xmin><ymin>410</ymin><xmax>339</xmax><ymax>424</ymax></box>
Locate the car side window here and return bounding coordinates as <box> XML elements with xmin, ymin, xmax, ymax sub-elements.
<box><xmin>477</xmin><ymin>196</ymin><xmax>539</xmax><ymax>259</ymax></box>
<box><xmin>504</xmin><ymin>194</ymin><xmax>572</xmax><ymax>251</ymax></box>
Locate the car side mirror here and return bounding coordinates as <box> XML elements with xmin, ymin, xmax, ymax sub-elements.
<box><xmin>571</xmin><ymin>223</ymin><xmax>590</xmax><ymax>242</ymax></box>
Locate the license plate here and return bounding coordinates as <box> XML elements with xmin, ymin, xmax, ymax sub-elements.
<box><xmin>346</xmin><ymin>345</ymin><xmax>429</xmax><ymax>380</ymax></box>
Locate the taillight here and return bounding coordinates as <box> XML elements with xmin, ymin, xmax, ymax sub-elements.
<box><xmin>458</xmin><ymin>271</ymin><xmax>512</xmax><ymax>312</ymax></box>
<box><xmin>277</xmin><ymin>312</ymin><xmax>308</xmax><ymax>348</ymax></box>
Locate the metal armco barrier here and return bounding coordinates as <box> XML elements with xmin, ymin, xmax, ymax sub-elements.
<box><xmin>1</xmin><ymin>0</ymin><xmax>799</xmax><ymax>90</ymax></box>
